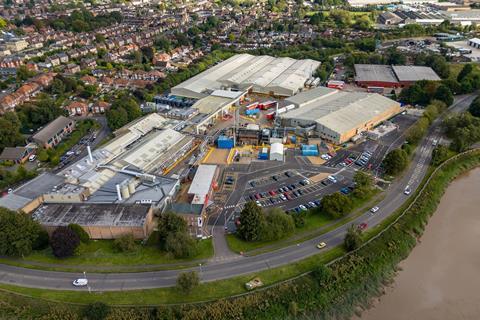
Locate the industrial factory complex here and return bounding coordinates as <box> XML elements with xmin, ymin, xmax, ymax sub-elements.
<box><xmin>171</xmin><ymin>53</ymin><xmax>321</xmax><ymax>98</ymax></box>
<box><xmin>280</xmin><ymin>87</ymin><xmax>401</xmax><ymax>144</ymax></box>
<box><xmin>0</xmin><ymin>53</ymin><xmax>430</xmax><ymax>241</ymax></box>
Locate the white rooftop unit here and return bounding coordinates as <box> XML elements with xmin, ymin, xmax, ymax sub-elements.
<box><xmin>269</xmin><ymin>143</ymin><xmax>284</xmax><ymax>161</ymax></box>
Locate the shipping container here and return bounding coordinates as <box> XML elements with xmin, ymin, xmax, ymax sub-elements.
<box><xmin>327</xmin><ymin>80</ymin><xmax>345</xmax><ymax>90</ymax></box>
<box><xmin>367</xmin><ymin>86</ymin><xmax>384</xmax><ymax>94</ymax></box>
<box><xmin>245</xmin><ymin>102</ymin><xmax>259</xmax><ymax>110</ymax></box>
<box><xmin>245</xmin><ymin>108</ymin><xmax>260</xmax><ymax>115</ymax></box>
<box><xmin>302</xmin><ymin>149</ymin><xmax>319</xmax><ymax>156</ymax></box>
<box><xmin>301</xmin><ymin>144</ymin><xmax>318</xmax><ymax>151</ymax></box>
<box><xmin>217</xmin><ymin>135</ymin><xmax>234</xmax><ymax>149</ymax></box>
<box><xmin>265</xmin><ymin>111</ymin><xmax>275</xmax><ymax>120</ymax></box>
<box><xmin>259</xmin><ymin>100</ymin><xmax>277</xmax><ymax>110</ymax></box>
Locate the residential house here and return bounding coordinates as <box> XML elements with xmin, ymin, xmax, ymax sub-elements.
<box><xmin>65</xmin><ymin>101</ymin><xmax>88</xmax><ymax>116</ymax></box>
<box><xmin>64</xmin><ymin>64</ymin><xmax>80</xmax><ymax>74</ymax></box>
<box><xmin>92</xmin><ymin>101</ymin><xmax>110</xmax><ymax>114</ymax></box>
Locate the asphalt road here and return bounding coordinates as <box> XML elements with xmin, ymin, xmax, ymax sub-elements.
<box><xmin>0</xmin><ymin>94</ymin><xmax>476</xmax><ymax>292</ymax></box>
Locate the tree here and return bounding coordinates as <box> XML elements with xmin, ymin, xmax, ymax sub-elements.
<box><xmin>237</xmin><ymin>201</ymin><xmax>265</xmax><ymax>241</ymax></box>
<box><xmin>113</xmin><ymin>234</ymin><xmax>137</xmax><ymax>252</ymax></box>
<box><xmin>157</xmin><ymin>212</ymin><xmax>188</xmax><ymax>246</ymax></box>
<box><xmin>82</xmin><ymin>302</ymin><xmax>110</xmax><ymax>320</ymax></box>
<box><xmin>0</xmin><ymin>207</ymin><xmax>43</xmax><ymax>256</ymax></box>
<box><xmin>0</xmin><ymin>112</ymin><xmax>24</xmax><ymax>152</ymax></box>
<box><xmin>51</xmin><ymin>78</ymin><xmax>65</xmax><ymax>95</ymax></box>
<box><xmin>261</xmin><ymin>208</ymin><xmax>295</xmax><ymax>241</ymax></box>
<box><xmin>353</xmin><ymin>171</ymin><xmax>374</xmax><ymax>199</ymax></box>
<box><xmin>321</xmin><ymin>192</ymin><xmax>352</xmax><ymax>219</ymax></box>
<box><xmin>32</xmin><ymin>229</ymin><xmax>50</xmax><ymax>250</ymax></box>
<box><xmin>164</xmin><ymin>231</ymin><xmax>197</xmax><ymax>258</ymax></box>
<box><xmin>469</xmin><ymin>97</ymin><xmax>480</xmax><ymax>117</ymax></box>
<box><xmin>344</xmin><ymin>224</ymin><xmax>362</xmax><ymax>251</ymax></box>
<box><xmin>431</xmin><ymin>145</ymin><xmax>449</xmax><ymax>166</ymax></box>
<box><xmin>0</xmin><ymin>17</ymin><xmax>7</xmax><ymax>30</ymax></box>
<box><xmin>50</xmin><ymin>226</ymin><xmax>80</xmax><ymax>258</ymax></box>
<box><xmin>16</xmin><ymin>65</ymin><xmax>35</xmax><ymax>81</ymax></box>
<box><xmin>434</xmin><ymin>85</ymin><xmax>453</xmax><ymax>106</ymax></box>
<box><xmin>457</xmin><ymin>64</ymin><xmax>473</xmax><ymax>82</ymax></box>
<box><xmin>176</xmin><ymin>271</ymin><xmax>199</xmax><ymax>294</ymax></box>
<box><xmin>68</xmin><ymin>224</ymin><xmax>90</xmax><ymax>243</ymax></box>
<box><xmin>382</xmin><ymin>148</ymin><xmax>409</xmax><ymax>176</ymax></box>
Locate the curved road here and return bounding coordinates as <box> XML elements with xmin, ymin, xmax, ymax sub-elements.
<box><xmin>0</xmin><ymin>94</ymin><xmax>475</xmax><ymax>292</ymax></box>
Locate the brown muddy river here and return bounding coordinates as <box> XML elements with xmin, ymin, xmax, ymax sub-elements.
<box><xmin>359</xmin><ymin>167</ymin><xmax>480</xmax><ymax>320</ymax></box>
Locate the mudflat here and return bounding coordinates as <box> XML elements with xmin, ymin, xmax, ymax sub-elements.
<box><xmin>359</xmin><ymin>167</ymin><xmax>480</xmax><ymax>320</ymax></box>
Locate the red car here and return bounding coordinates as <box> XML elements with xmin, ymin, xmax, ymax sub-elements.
<box><xmin>254</xmin><ymin>194</ymin><xmax>261</xmax><ymax>200</ymax></box>
<box><xmin>269</xmin><ymin>190</ymin><xmax>276</xmax><ymax>196</ymax></box>
<box><xmin>357</xmin><ymin>223</ymin><xmax>368</xmax><ymax>231</ymax></box>
<box><xmin>345</xmin><ymin>158</ymin><xmax>352</xmax><ymax>164</ymax></box>
<box><xmin>284</xmin><ymin>192</ymin><xmax>292</xmax><ymax>200</ymax></box>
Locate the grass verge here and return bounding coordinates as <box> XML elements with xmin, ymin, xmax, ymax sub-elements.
<box><xmin>0</xmin><ymin>239</ymin><xmax>213</xmax><ymax>273</ymax></box>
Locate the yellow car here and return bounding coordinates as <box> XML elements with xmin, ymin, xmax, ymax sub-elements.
<box><xmin>316</xmin><ymin>242</ymin><xmax>327</xmax><ymax>249</ymax></box>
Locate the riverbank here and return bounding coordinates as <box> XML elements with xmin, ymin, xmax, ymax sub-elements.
<box><xmin>359</xmin><ymin>167</ymin><xmax>480</xmax><ymax>320</ymax></box>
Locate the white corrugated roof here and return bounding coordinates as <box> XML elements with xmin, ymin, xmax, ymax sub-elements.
<box><xmin>188</xmin><ymin>165</ymin><xmax>217</xmax><ymax>196</ymax></box>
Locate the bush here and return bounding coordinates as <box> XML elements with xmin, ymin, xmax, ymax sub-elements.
<box><xmin>82</xmin><ymin>302</ymin><xmax>110</xmax><ymax>320</ymax></box>
<box><xmin>321</xmin><ymin>192</ymin><xmax>352</xmax><ymax>219</ymax></box>
<box><xmin>165</xmin><ymin>232</ymin><xmax>197</xmax><ymax>258</ymax></box>
<box><xmin>68</xmin><ymin>223</ymin><xmax>90</xmax><ymax>243</ymax></box>
<box><xmin>344</xmin><ymin>224</ymin><xmax>362</xmax><ymax>251</ymax></box>
<box><xmin>50</xmin><ymin>226</ymin><xmax>80</xmax><ymax>258</ymax></box>
<box><xmin>32</xmin><ymin>229</ymin><xmax>50</xmax><ymax>250</ymax></box>
<box><xmin>176</xmin><ymin>271</ymin><xmax>199</xmax><ymax>294</ymax></box>
<box><xmin>113</xmin><ymin>234</ymin><xmax>137</xmax><ymax>253</ymax></box>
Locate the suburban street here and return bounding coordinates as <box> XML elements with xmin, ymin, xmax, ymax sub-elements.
<box><xmin>0</xmin><ymin>94</ymin><xmax>476</xmax><ymax>292</ymax></box>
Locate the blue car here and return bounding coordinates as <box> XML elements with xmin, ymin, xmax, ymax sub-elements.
<box><xmin>340</xmin><ymin>187</ymin><xmax>350</xmax><ymax>195</ymax></box>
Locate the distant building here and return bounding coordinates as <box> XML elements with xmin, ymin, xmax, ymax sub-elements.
<box><xmin>354</xmin><ymin>64</ymin><xmax>441</xmax><ymax>88</ymax></box>
<box><xmin>66</xmin><ymin>101</ymin><xmax>89</xmax><ymax>116</ymax></box>
<box><xmin>32</xmin><ymin>116</ymin><xmax>75</xmax><ymax>149</ymax></box>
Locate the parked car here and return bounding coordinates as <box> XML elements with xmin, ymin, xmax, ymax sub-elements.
<box><xmin>269</xmin><ymin>190</ymin><xmax>276</xmax><ymax>196</ymax></box>
<box><xmin>299</xmin><ymin>204</ymin><xmax>307</xmax><ymax>211</ymax></box>
<box><xmin>256</xmin><ymin>200</ymin><xmax>262</xmax><ymax>207</ymax></box>
<box><xmin>28</xmin><ymin>154</ymin><xmax>37</xmax><ymax>162</ymax></box>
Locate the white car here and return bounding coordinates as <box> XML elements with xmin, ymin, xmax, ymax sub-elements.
<box><xmin>404</xmin><ymin>186</ymin><xmax>411</xmax><ymax>195</ymax></box>
<box><xmin>28</xmin><ymin>154</ymin><xmax>36</xmax><ymax>162</ymax></box>
<box><xmin>73</xmin><ymin>278</ymin><xmax>88</xmax><ymax>287</ymax></box>
<box><xmin>299</xmin><ymin>204</ymin><xmax>307</xmax><ymax>211</ymax></box>
<box><xmin>370</xmin><ymin>206</ymin><xmax>379</xmax><ymax>213</ymax></box>
<box><xmin>66</xmin><ymin>151</ymin><xmax>75</xmax><ymax>156</ymax></box>
<box><xmin>256</xmin><ymin>200</ymin><xmax>263</xmax><ymax>207</ymax></box>
<box><xmin>327</xmin><ymin>175</ymin><xmax>337</xmax><ymax>183</ymax></box>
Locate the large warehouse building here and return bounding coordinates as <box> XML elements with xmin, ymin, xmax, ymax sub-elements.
<box><xmin>171</xmin><ymin>54</ymin><xmax>320</xmax><ymax>98</ymax></box>
<box><xmin>354</xmin><ymin>64</ymin><xmax>441</xmax><ymax>88</ymax></box>
<box><xmin>280</xmin><ymin>87</ymin><xmax>401</xmax><ymax>144</ymax></box>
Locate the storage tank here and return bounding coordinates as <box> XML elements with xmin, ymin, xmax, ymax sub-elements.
<box><xmin>121</xmin><ymin>185</ymin><xmax>130</xmax><ymax>199</ymax></box>
<box><xmin>128</xmin><ymin>180</ymin><xmax>136</xmax><ymax>194</ymax></box>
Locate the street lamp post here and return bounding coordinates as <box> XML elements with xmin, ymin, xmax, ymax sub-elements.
<box><xmin>84</xmin><ymin>271</ymin><xmax>91</xmax><ymax>294</ymax></box>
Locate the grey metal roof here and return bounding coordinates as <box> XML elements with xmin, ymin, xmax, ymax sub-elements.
<box><xmin>33</xmin><ymin>203</ymin><xmax>151</xmax><ymax>227</ymax></box>
<box><xmin>0</xmin><ymin>147</ymin><xmax>27</xmax><ymax>160</ymax></box>
<box><xmin>285</xmin><ymin>86</ymin><xmax>337</xmax><ymax>107</ymax></box>
<box><xmin>281</xmin><ymin>87</ymin><xmax>401</xmax><ymax>135</ymax></box>
<box><xmin>392</xmin><ymin>65</ymin><xmax>441</xmax><ymax>82</ymax></box>
<box><xmin>354</xmin><ymin>64</ymin><xmax>398</xmax><ymax>83</ymax></box>
<box><xmin>32</xmin><ymin>116</ymin><xmax>74</xmax><ymax>144</ymax></box>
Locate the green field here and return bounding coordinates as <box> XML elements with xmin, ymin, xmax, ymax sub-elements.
<box><xmin>0</xmin><ymin>239</ymin><xmax>213</xmax><ymax>272</ymax></box>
